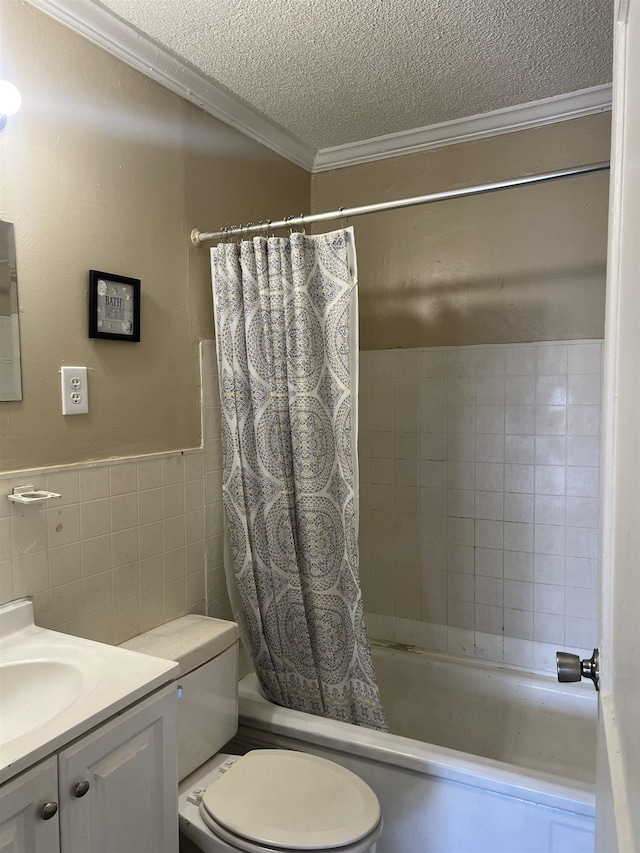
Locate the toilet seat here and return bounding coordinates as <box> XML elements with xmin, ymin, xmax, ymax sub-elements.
<box><xmin>198</xmin><ymin>750</ymin><xmax>381</xmax><ymax>852</ymax></box>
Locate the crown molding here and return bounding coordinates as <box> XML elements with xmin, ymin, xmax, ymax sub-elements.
<box><xmin>24</xmin><ymin>0</ymin><xmax>611</xmax><ymax>176</ymax></box>
<box><xmin>25</xmin><ymin>0</ymin><xmax>316</xmax><ymax>171</ymax></box>
<box><xmin>312</xmin><ymin>85</ymin><xmax>613</xmax><ymax>173</ymax></box>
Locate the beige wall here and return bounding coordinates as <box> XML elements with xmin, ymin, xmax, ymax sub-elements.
<box><xmin>311</xmin><ymin>114</ymin><xmax>611</xmax><ymax>351</ymax></box>
<box><xmin>0</xmin><ymin>0</ymin><xmax>309</xmax><ymax>473</ymax></box>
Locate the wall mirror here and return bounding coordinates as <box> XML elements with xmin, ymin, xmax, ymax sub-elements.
<box><xmin>0</xmin><ymin>220</ymin><xmax>23</xmax><ymax>401</ymax></box>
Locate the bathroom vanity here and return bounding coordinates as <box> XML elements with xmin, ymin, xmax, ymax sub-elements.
<box><xmin>0</xmin><ymin>599</ymin><xmax>179</xmax><ymax>852</ymax></box>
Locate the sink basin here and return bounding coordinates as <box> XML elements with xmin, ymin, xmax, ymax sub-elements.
<box><xmin>0</xmin><ymin>598</ymin><xmax>179</xmax><ymax>785</ymax></box>
<box><xmin>0</xmin><ymin>660</ymin><xmax>84</xmax><ymax>741</ymax></box>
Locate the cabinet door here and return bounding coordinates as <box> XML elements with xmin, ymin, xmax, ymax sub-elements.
<box><xmin>0</xmin><ymin>757</ymin><xmax>59</xmax><ymax>853</ymax></box>
<box><xmin>58</xmin><ymin>685</ymin><xmax>178</xmax><ymax>853</ymax></box>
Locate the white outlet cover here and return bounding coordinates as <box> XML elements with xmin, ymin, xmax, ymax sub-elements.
<box><xmin>61</xmin><ymin>366</ymin><xmax>89</xmax><ymax>415</ymax></box>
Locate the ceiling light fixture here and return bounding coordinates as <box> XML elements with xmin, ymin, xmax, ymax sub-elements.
<box><xmin>0</xmin><ymin>81</ymin><xmax>22</xmax><ymax>133</ymax></box>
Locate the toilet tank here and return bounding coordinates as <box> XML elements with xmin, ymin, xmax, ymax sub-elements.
<box><xmin>122</xmin><ymin>615</ymin><xmax>239</xmax><ymax>780</ymax></box>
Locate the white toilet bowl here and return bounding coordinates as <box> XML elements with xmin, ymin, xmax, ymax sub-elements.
<box><xmin>122</xmin><ymin>615</ymin><xmax>382</xmax><ymax>853</ymax></box>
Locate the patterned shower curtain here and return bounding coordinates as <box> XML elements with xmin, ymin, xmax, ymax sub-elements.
<box><xmin>211</xmin><ymin>228</ymin><xmax>387</xmax><ymax>730</ymax></box>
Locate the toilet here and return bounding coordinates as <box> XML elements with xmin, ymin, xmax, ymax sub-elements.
<box><xmin>122</xmin><ymin>615</ymin><xmax>382</xmax><ymax>853</ymax></box>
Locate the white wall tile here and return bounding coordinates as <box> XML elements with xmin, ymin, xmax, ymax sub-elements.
<box><xmin>475</xmin><ymin>576</ymin><xmax>503</xmax><ymax>606</ymax></box>
<box><xmin>565</xmin><ymin>586</ymin><xmax>598</xmax><ymax>620</ymax></box>
<box><xmin>474</xmin><ymin>548</ymin><xmax>503</xmax><ymax>578</ymax></box>
<box><xmin>566</xmin><ymin>496</ymin><xmax>600</xmax><ymax>528</ymax></box>
<box><xmin>447</xmin><ymin>405</ymin><xmax>475</xmax><ymax>433</ymax></box>
<box><xmin>506</xmin><ymin>376</ymin><xmax>536</xmax><ymax>405</ymax></box>
<box><xmin>447</xmin><ymin>350</ymin><xmax>476</xmax><ymax>378</ymax></box>
<box><xmin>505</xmin><ymin>406</ymin><xmax>535</xmax><ymax>435</ymax></box>
<box><xmin>420</xmin><ymin>351</ymin><xmax>447</xmax><ymax>378</ymax></box>
<box><xmin>506</xmin><ymin>347</ymin><xmax>536</xmax><ymax>376</ymax></box>
<box><xmin>504</xmin><ymin>550</ymin><xmax>534</xmax><ymax>582</ymax></box>
<box><xmin>475</xmin><ymin>434</ymin><xmax>504</xmax><ymax>463</ymax></box>
<box><xmin>446</xmin><ymin>461</ymin><xmax>474</xmax><ymax>490</ymax></box>
<box><xmin>564</xmin><ymin>616</ymin><xmax>598</xmax><ymax>649</ymax></box>
<box><xmin>568</xmin><ymin>343</ymin><xmax>601</xmax><ymax>375</ymax></box>
<box><xmin>447</xmin><ymin>434</ymin><xmax>475</xmax><ymax>461</ymax></box>
<box><xmin>536</xmin><ymin>375</ymin><xmax>567</xmax><ymax>405</ymax></box>
<box><xmin>536</xmin><ymin>344</ymin><xmax>568</xmax><ymax>375</ymax></box>
<box><xmin>534</xmin><ymin>524</ymin><xmax>566</xmax><ymax>556</ymax></box>
<box><xmin>504</xmin><ymin>464</ymin><xmax>534</xmax><ymax>494</ymax></box>
<box><xmin>534</xmin><ymin>494</ymin><xmax>566</xmax><ymax>526</ymax></box>
<box><xmin>534</xmin><ymin>465</ymin><xmax>566</xmax><ymax>496</ymax></box>
<box><xmin>504</xmin><ymin>493</ymin><xmax>533</xmax><ymax>523</ymax></box>
<box><xmin>504</xmin><ymin>522</ymin><xmax>534</xmax><ymax>552</ymax></box>
<box><xmin>504</xmin><ymin>435</ymin><xmax>535</xmax><ymax>464</ymax></box>
<box><xmin>567</xmin><ymin>435</ymin><xmax>600</xmax><ymax>467</ymax></box>
<box><xmin>567</xmin><ymin>405</ymin><xmax>601</xmax><ymax>436</ymax></box>
<box><xmin>533</xmin><ymin>612</ymin><xmax>565</xmax><ymax>644</ymax></box>
<box><xmin>535</xmin><ymin>406</ymin><xmax>566</xmax><ymax>435</ymax></box>
<box><xmin>447</xmin><ymin>490</ymin><xmax>475</xmax><ymax>518</ymax></box>
<box><xmin>504</xmin><ymin>579</ymin><xmax>533</xmax><ymax>610</ymax></box>
<box><xmin>475</xmin><ymin>406</ymin><xmax>505</xmax><ymax>434</ymax></box>
<box><xmin>568</xmin><ymin>374</ymin><xmax>601</xmax><ymax>405</ymax></box>
<box><xmin>475</xmin><ymin>604</ymin><xmax>503</xmax><ymax>634</ymax></box>
<box><xmin>448</xmin><ymin>572</ymin><xmax>475</xmax><ymax>601</ymax></box>
<box><xmin>503</xmin><ymin>637</ymin><xmax>533</xmax><ymax>667</ymax></box>
<box><xmin>475</xmin><ymin>519</ymin><xmax>503</xmax><ymax>550</ymax></box>
<box><xmin>534</xmin><ymin>583</ymin><xmax>565</xmax><ymax>615</ymax></box>
<box><xmin>534</xmin><ymin>554</ymin><xmax>565</xmax><ymax>585</ymax></box>
<box><xmin>504</xmin><ymin>608</ymin><xmax>533</xmax><ymax>640</ymax></box>
<box><xmin>475</xmin><ymin>463</ymin><xmax>503</xmax><ymax>492</ymax></box>
<box><xmin>476</xmin><ymin>349</ymin><xmax>506</xmax><ymax>376</ymax></box>
<box><xmin>535</xmin><ymin>436</ymin><xmax>566</xmax><ymax>465</ymax></box>
<box><xmin>476</xmin><ymin>377</ymin><xmax>505</xmax><ymax>405</ymax></box>
<box><xmin>447</xmin><ymin>517</ymin><xmax>475</xmax><ymax>547</ymax></box>
<box><xmin>565</xmin><ymin>557</ymin><xmax>598</xmax><ymax>589</ymax></box>
<box><xmin>566</xmin><ymin>526</ymin><xmax>599</xmax><ymax>559</ymax></box>
<box><xmin>475</xmin><ymin>491</ymin><xmax>504</xmax><ymax>521</ymax></box>
<box><xmin>566</xmin><ymin>466</ymin><xmax>599</xmax><ymax>497</ymax></box>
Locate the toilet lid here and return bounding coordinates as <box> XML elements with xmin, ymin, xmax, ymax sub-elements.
<box><xmin>199</xmin><ymin>750</ymin><xmax>381</xmax><ymax>851</ymax></box>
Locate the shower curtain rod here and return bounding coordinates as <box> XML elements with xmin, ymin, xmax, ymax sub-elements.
<box><xmin>190</xmin><ymin>161</ymin><xmax>610</xmax><ymax>246</ymax></box>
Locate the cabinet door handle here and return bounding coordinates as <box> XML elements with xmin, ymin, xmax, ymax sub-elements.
<box><xmin>41</xmin><ymin>802</ymin><xmax>58</xmax><ymax>820</ymax></box>
<box><xmin>73</xmin><ymin>780</ymin><xmax>91</xmax><ymax>798</ymax></box>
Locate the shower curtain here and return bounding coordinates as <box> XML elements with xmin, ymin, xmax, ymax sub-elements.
<box><xmin>211</xmin><ymin>228</ymin><xmax>387</xmax><ymax>731</ymax></box>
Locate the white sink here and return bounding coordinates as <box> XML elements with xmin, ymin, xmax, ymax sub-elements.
<box><xmin>0</xmin><ymin>660</ymin><xmax>84</xmax><ymax>741</ymax></box>
<box><xmin>0</xmin><ymin>598</ymin><xmax>179</xmax><ymax>784</ymax></box>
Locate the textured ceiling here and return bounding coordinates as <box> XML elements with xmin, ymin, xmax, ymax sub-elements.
<box><xmin>94</xmin><ymin>0</ymin><xmax>613</xmax><ymax>151</ymax></box>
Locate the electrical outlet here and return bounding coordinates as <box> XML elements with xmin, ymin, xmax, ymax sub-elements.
<box><xmin>61</xmin><ymin>366</ymin><xmax>89</xmax><ymax>415</ymax></box>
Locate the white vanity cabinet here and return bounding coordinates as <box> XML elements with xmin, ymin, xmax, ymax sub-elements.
<box><xmin>0</xmin><ymin>685</ymin><xmax>177</xmax><ymax>853</ymax></box>
<box><xmin>0</xmin><ymin>756</ymin><xmax>59</xmax><ymax>852</ymax></box>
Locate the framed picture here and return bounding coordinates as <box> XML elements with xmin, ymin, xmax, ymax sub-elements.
<box><xmin>89</xmin><ymin>270</ymin><xmax>140</xmax><ymax>342</ymax></box>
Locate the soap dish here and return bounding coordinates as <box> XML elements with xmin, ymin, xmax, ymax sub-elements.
<box><xmin>8</xmin><ymin>484</ymin><xmax>62</xmax><ymax>505</ymax></box>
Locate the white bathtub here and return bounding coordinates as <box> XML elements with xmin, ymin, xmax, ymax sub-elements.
<box><xmin>233</xmin><ymin>644</ymin><xmax>597</xmax><ymax>853</ymax></box>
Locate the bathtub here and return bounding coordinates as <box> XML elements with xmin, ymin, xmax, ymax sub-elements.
<box><xmin>232</xmin><ymin>644</ymin><xmax>597</xmax><ymax>853</ymax></box>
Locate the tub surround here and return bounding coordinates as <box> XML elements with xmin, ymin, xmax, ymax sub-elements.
<box><xmin>359</xmin><ymin>340</ymin><xmax>602</xmax><ymax>673</ymax></box>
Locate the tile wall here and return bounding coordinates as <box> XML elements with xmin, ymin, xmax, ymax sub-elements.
<box><xmin>359</xmin><ymin>341</ymin><xmax>602</xmax><ymax>673</ymax></box>
<box><xmin>0</xmin><ymin>342</ymin><xmax>228</xmax><ymax>644</ymax></box>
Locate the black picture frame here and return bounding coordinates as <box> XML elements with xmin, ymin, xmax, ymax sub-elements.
<box><xmin>89</xmin><ymin>270</ymin><xmax>141</xmax><ymax>342</ymax></box>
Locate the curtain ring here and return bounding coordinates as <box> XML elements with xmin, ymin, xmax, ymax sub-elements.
<box><xmin>266</xmin><ymin>218</ymin><xmax>273</xmax><ymax>239</ymax></box>
<box><xmin>299</xmin><ymin>213</ymin><xmax>306</xmax><ymax>236</ymax></box>
<box><xmin>338</xmin><ymin>206</ymin><xmax>347</xmax><ymax>229</ymax></box>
